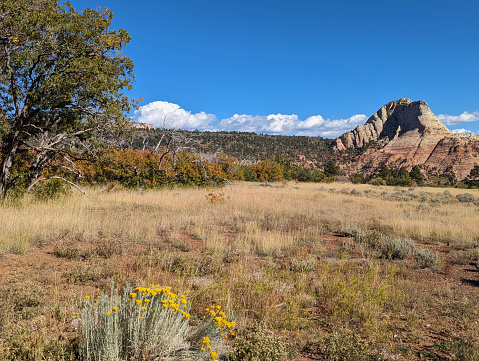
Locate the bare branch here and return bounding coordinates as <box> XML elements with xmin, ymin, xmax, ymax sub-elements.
<box><xmin>27</xmin><ymin>176</ymin><xmax>91</xmax><ymax>198</ymax></box>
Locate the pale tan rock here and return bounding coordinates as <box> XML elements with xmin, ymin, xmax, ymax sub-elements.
<box><xmin>132</xmin><ymin>122</ymin><xmax>155</xmax><ymax>130</ymax></box>
<box><xmin>336</xmin><ymin>99</ymin><xmax>479</xmax><ymax>180</ymax></box>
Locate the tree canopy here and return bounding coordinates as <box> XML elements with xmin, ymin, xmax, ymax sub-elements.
<box><xmin>0</xmin><ymin>0</ymin><xmax>134</xmax><ymax>197</ymax></box>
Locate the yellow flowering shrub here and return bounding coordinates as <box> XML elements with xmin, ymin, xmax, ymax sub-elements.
<box><xmin>78</xmin><ymin>282</ymin><xmax>234</xmax><ymax>360</ymax></box>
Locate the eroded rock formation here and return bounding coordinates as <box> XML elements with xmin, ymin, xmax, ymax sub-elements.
<box><xmin>335</xmin><ymin>99</ymin><xmax>479</xmax><ymax>180</ymax></box>
<box><xmin>132</xmin><ymin>122</ymin><xmax>155</xmax><ymax>131</ymax></box>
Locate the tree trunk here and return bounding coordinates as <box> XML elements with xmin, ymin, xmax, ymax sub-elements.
<box><xmin>0</xmin><ymin>132</ymin><xmax>21</xmax><ymax>198</ymax></box>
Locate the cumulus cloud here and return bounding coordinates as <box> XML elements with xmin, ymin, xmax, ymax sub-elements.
<box><xmin>133</xmin><ymin>100</ymin><xmax>369</xmax><ymax>137</ymax></box>
<box><xmin>214</xmin><ymin>113</ymin><xmax>368</xmax><ymax>137</ymax></box>
<box><xmin>451</xmin><ymin>128</ymin><xmax>474</xmax><ymax>134</ymax></box>
<box><xmin>437</xmin><ymin>111</ymin><xmax>479</xmax><ymax>125</ymax></box>
<box><xmin>132</xmin><ymin>101</ymin><xmax>216</xmax><ymax>130</ymax></box>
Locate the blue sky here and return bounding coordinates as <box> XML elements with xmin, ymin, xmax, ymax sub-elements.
<box><xmin>70</xmin><ymin>0</ymin><xmax>479</xmax><ymax>137</ymax></box>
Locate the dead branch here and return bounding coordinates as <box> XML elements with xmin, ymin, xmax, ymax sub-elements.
<box><xmin>27</xmin><ymin>176</ymin><xmax>91</xmax><ymax>198</ymax></box>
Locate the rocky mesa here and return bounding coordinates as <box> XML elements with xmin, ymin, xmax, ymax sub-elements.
<box><xmin>335</xmin><ymin>98</ymin><xmax>479</xmax><ymax>180</ymax></box>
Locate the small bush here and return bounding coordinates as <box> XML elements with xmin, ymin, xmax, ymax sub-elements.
<box><xmin>340</xmin><ymin>225</ymin><xmax>360</xmax><ymax>238</ymax></box>
<box><xmin>358</xmin><ymin>230</ymin><xmax>384</xmax><ymax>249</ymax></box>
<box><xmin>79</xmin><ymin>283</ymin><xmax>235</xmax><ymax>361</ymax></box>
<box><xmin>290</xmin><ymin>258</ymin><xmax>316</xmax><ymax>272</ymax></box>
<box><xmin>226</xmin><ymin>323</ymin><xmax>288</xmax><ymax>361</ymax></box>
<box><xmin>54</xmin><ymin>239</ymin><xmax>82</xmax><ymax>260</ymax></box>
<box><xmin>205</xmin><ymin>190</ymin><xmax>226</xmax><ymax>203</ymax></box>
<box><xmin>456</xmin><ymin>193</ymin><xmax>475</xmax><ymax>203</ymax></box>
<box><xmin>91</xmin><ymin>237</ymin><xmax>123</xmax><ymax>259</ymax></box>
<box><xmin>415</xmin><ymin>249</ymin><xmax>438</xmax><ymax>269</ymax></box>
<box><xmin>381</xmin><ymin>237</ymin><xmax>415</xmax><ymax>260</ymax></box>
<box><xmin>318</xmin><ymin>330</ymin><xmax>383</xmax><ymax>361</ymax></box>
<box><xmin>63</xmin><ymin>263</ymin><xmax>117</xmax><ymax>285</ymax></box>
<box><xmin>451</xmin><ymin>251</ymin><xmax>472</xmax><ymax>265</ymax></box>
<box><xmin>158</xmin><ymin>253</ymin><xmax>224</xmax><ymax>278</ymax></box>
<box><xmin>350</xmin><ymin>189</ymin><xmax>363</xmax><ymax>196</ymax></box>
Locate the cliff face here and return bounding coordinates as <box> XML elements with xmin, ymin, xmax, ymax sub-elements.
<box><xmin>335</xmin><ymin>99</ymin><xmax>479</xmax><ymax>180</ymax></box>
<box><xmin>336</xmin><ymin>98</ymin><xmax>451</xmax><ymax>150</ymax></box>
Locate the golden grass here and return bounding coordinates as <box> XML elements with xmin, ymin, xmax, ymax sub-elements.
<box><xmin>1</xmin><ymin>182</ymin><xmax>478</xmax><ymax>254</ymax></box>
<box><xmin>1</xmin><ymin>181</ymin><xmax>479</xmax><ymax>359</ymax></box>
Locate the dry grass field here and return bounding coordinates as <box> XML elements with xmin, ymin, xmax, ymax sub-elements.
<box><xmin>0</xmin><ymin>182</ymin><xmax>478</xmax><ymax>360</ymax></box>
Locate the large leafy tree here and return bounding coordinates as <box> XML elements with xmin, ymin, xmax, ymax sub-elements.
<box><xmin>0</xmin><ymin>0</ymin><xmax>134</xmax><ymax>197</ymax></box>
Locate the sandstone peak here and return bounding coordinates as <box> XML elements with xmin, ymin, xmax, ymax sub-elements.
<box><xmin>336</xmin><ymin>99</ymin><xmax>451</xmax><ymax>150</ymax></box>
<box><xmin>335</xmin><ymin>99</ymin><xmax>479</xmax><ymax>180</ymax></box>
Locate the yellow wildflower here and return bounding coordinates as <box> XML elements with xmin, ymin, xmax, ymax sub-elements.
<box><xmin>85</xmin><ymin>295</ymin><xmax>90</xmax><ymax>300</ymax></box>
<box><xmin>107</xmin><ymin>312</ymin><xmax>111</xmax><ymax>316</ymax></box>
<box><xmin>141</xmin><ymin>306</ymin><xmax>147</xmax><ymax>311</ymax></box>
<box><xmin>211</xmin><ymin>351</ymin><xmax>218</xmax><ymax>359</ymax></box>
<box><xmin>136</xmin><ymin>299</ymin><xmax>142</xmax><ymax>305</ymax></box>
<box><xmin>130</xmin><ymin>293</ymin><xmax>137</xmax><ymax>298</ymax></box>
<box><xmin>144</xmin><ymin>299</ymin><xmax>150</xmax><ymax>304</ymax></box>
<box><xmin>113</xmin><ymin>307</ymin><xmax>119</xmax><ymax>312</ymax></box>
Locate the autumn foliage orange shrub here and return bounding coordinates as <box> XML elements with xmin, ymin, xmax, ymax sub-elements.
<box><xmin>76</xmin><ymin>149</ymin><xmax>234</xmax><ymax>189</ymax></box>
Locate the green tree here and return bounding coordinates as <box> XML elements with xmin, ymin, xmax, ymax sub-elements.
<box><xmin>378</xmin><ymin>164</ymin><xmax>391</xmax><ymax>179</ymax></box>
<box><xmin>236</xmin><ymin>165</ymin><xmax>258</xmax><ymax>182</ymax></box>
<box><xmin>0</xmin><ymin>0</ymin><xmax>134</xmax><ymax>198</ymax></box>
<box><xmin>323</xmin><ymin>160</ymin><xmax>340</xmax><ymax>177</ymax></box>
<box><xmin>469</xmin><ymin>165</ymin><xmax>479</xmax><ymax>179</ymax></box>
<box><xmin>464</xmin><ymin>164</ymin><xmax>479</xmax><ymax>188</ymax></box>
<box><xmin>349</xmin><ymin>173</ymin><xmax>366</xmax><ymax>184</ymax></box>
<box><xmin>409</xmin><ymin>165</ymin><xmax>423</xmax><ymax>186</ymax></box>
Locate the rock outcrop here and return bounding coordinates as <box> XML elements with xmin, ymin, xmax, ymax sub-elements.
<box><xmin>132</xmin><ymin>122</ymin><xmax>155</xmax><ymax>131</ymax></box>
<box><xmin>335</xmin><ymin>99</ymin><xmax>479</xmax><ymax>180</ymax></box>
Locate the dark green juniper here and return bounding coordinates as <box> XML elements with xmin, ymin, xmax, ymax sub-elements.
<box><xmin>0</xmin><ymin>0</ymin><xmax>135</xmax><ymax>199</ymax></box>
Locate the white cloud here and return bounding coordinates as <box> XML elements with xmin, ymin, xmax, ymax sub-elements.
<box><xmin>296</xmin><ymin>114</ymin><xmax>368</xmax><ymax>137</ymax></box>
<box><xmin>216</xmin><ymin>113</ymin><xmax>301</xmax><ymax>134</ymax></box>
<box><xmin>215</xmin><ymin>113</ymin><xmax>368</xmax><ymax>137</ymax></box>
<box><xmin>451</xmin><ymin>128</ymin><xmax>474</xmax><ymax>134</ymax></box>
<box><xmin>133</xmin><ymin>101</ymin><xmax>369</xmax><ymax>137</ymax></box>
<box><xmin>132</xmin><ymin>101</ymin><xmax>216</xmax><ymax>130</ymax></box>
<box><xmin>437</xmin><ymin>111</ymin><xmax>479</xmax><ymax>125</ymax></box>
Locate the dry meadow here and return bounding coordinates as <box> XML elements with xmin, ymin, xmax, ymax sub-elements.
<box><xmin>0</xmin><ymin>182</ymin><xmax>478</xmax><ymax>360</ymax></box>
